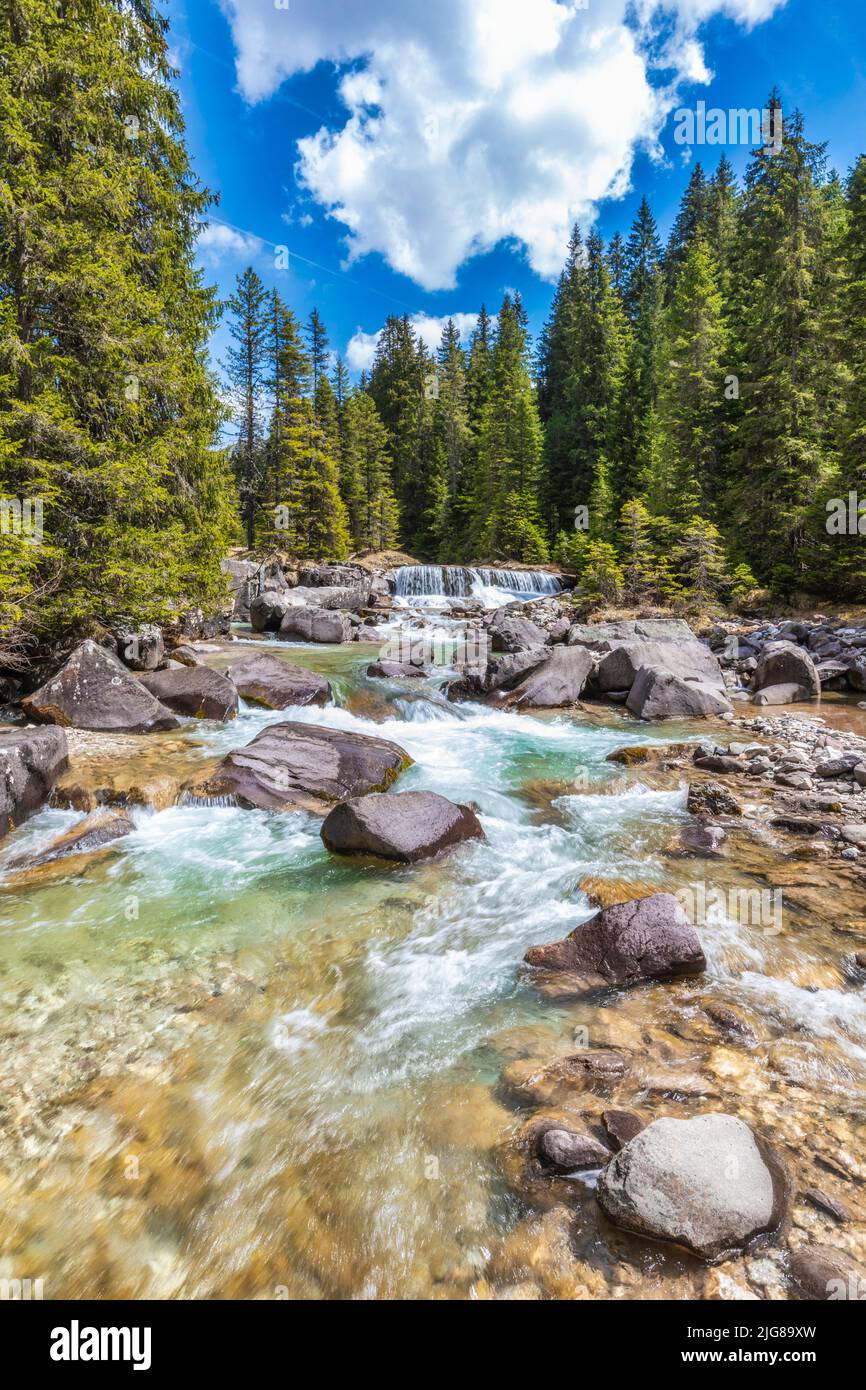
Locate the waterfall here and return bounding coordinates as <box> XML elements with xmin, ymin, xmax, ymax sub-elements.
<box><xmin>394</xmin><ymin>565</ymin><xmax>561</xmax><ymax>599</ymax></box>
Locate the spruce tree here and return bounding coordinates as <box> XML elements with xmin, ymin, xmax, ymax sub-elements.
<box><xmin>0</xmin><ymin>0</ymin><xmax>237</xmax><ymax>642</ymax></box>
<box><xmin>343</xmin><ymin>391</ymin><xmax>399</xmax><ymax>550</ymax></box>
<box><xmin>619</xmin><ymin>198</ymin><xmax>663</xmax><ymax>502</ymax></box>
<box><xmin>226</xmin><ymin>266</ymin><xmax>269</xmax><ymax>547</ymax></box>
<box><xmin>653</xmin><ymin>232</ymin><xmax>727</xmax><ymax>520</ymax></box>
<box><xmin>727</xmin><ymin>99</ymin><xmax>833</xmax><ymax>587</ymax></box>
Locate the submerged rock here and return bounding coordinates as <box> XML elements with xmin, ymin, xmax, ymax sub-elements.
<box><xmin>537</xmin><ymin>1127</ymin><xmax>612</xmax><ymax>1172</ymax></box>
<box><xmin>787</xmin><ymin>1244</ymin><xmax>866</xmax><ymax>1300</ymax></box>
<box><xmin>502</xmin><ymin>1051</ymin><xmax>629</xmax><ymax>1107</ymax></box>
<box><xmin>22</xmin><ymin>641</ymin><xmax>179</xmax><ymax>734</ymax></box>
<box><xmin>228</xmin><ymin>653</ymin><xmax>331</xmax><ymax>709</ymax></box>
<box><xmin>597</xmin><ymin>1114</ymin><xmax>786</xmax><ymax>1262</ymax></box>
<box><xmin>366</xmin><ymin>660</ymin><xmax>426</xmax><ymax>680</ymax></box>
<box><xmin>602</xmin><ymin>1109</ymin><xmax>645</xmax><ymax>1151</ymax></box>
<box><xmin>186</xmin><ymin>721</ymin><xmax>412</xmax><ymax>813</ymax></box>
<box><xmin>321</xmin><ymin>790</ymin><xmax>484</xmax><ymax>863</ymax></box>
<box><xmin>139</xmin><ymin>667</ymin><xmax>239</xmax><ymax>721</ymax></box>
<box><xmin>0</xmin><ymin>726</ymin><xmax>69</xmax><ymax>840</ymax></box>
<box><xmin>524</xmin><ymin>892</ymin><xmax>706</xmax><ymax>992</ymax></box>
<box><xmin>5</xmin><ymin>809</ymin><xmax>134</xmax><ymax>875</ymax></box>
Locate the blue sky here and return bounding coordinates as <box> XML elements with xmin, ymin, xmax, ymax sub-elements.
<box><xmin>167</xmin><ymin>0</ymin><xmax>866</xmax><ymax>382</ymax></box>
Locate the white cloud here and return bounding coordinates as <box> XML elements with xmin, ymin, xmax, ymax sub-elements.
<box><xmin>219</xmin><ymin>0</ymin><xmax>789</xmax><ymax>290</ymax></box>
<box><xmin>346</xmin><ymin>311</ymin><xmax>487</xmax><ymax>373</ymax></box>
<box><xmin>196</xmin><ymin>220</ymin><xmax>263</xmax><ymax>265</ymax></box>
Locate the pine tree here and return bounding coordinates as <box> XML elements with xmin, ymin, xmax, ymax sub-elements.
<box><xmin>619</xmin><ymin>498</ymin><xmax>659</xmax><ymax>603</ymax></box>
<box><xmin>306</xmin><ymin>308</ymin><xmax>331</xmax><ymax>419</ymax></box>
<box><xmin>473</xmin><ymin>295</ymin><xmax>548</xmax><ymax>561</ymax></box>
<box><xmin>664</xmin><ymin>164</ymin><xmax>709</xmax><ymax>298</ymax></box>
<box><xmin>434</xmin><ymin>320</ymin><xmax>473</xmax><ymax>560</ymax></box>
<box><xmin>834</xmin><ymin>155</ymin><xmax>866</xmax><ymax>594</ymax></box>
<box><xmin>619</xmin><ymin>198</ymin><xmax>663</xmax><ymax>502</ymax></box>
<box><xmin>727</xmin><ymin>99</ymin><xmax>834</xmax><ymax>587</ymax></box>
<box><xmin>674</xmin><ymin>516</ymin><xmax>732</xmax><ymax>602</ymax></box>
<box><xmin>0</xmin><ymin>0</ymin><xmax>236</xmax><ymax>647</ymax></box>
<box><xmin>368</xmin><ymin>314</ymin><xmax>441</xmax><ymax>552</ymax></box>
<box><xmin>343</xmin><ymin>391</ymin><xmax>399</xmax><ymax>550</ymax></box>
<box><xmin>226</xmin><ymin>267</ymin><xmax>269</xmax><ymax>547</ymax></box>
<box><xmin>654</xmin><ymin>232</ymin><xmax>727</xmax><ymax>520</ymax></box>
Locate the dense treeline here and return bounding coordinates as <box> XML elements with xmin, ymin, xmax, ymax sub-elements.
<box><xmin>2</xmin><ymin>0</ymin><xmax>864</xmax><ymax>672</ymax></box>
<box><xmin>0</xmin><ymin>0</ymin><xmax>236</xmax><ymax>661</ymax></box>
<box><xmin>229</xmin><ymin>94</ymin><xmax>866</xmax><ymax>605</ymax></box>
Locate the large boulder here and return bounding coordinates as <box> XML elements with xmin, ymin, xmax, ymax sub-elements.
<box><xmin>228</xmin><ymin>653</ymin><xmax>331</xmax><ymax>709</ymax></box>
<box><xmin>446</xmin><ymin>649</ymin><xmax>548</xmax><ymax>701</ymax></box>
<box><xmin>279</xmin><ymin>605</ymin><xmax>353</xmax><ymax>644</ymax></box>
<box><xmin>596</xmin><ymin>640</ymin><xmax>724</xmax><ymax>694</ymax></box>
<box><xmin>505</xmin><ymin>647</ymin><xmax>594</xmax><ymax>708</ymax></box>
<box><xmin>115</xmin><ymin>623</ymin><xmax>164</xmax><ymax>672</ymax></box>
<box><xmin>524</xmin><ymin>892</ymin><xmax>706</xmax><ymax>992</ymax></box>
<box><xmin>597</xmin><ymin>1114</ymin><xmax>787</xmax><ymax>1262</ymax></box>
<box><xmin>626</xmin><ymin>667</ymin><xmax>733</xmax><ymax>720</ymax></box>
<box><xmin>367</xmin><ymin>661</ymin><xmax>426</xmax><ymax>680</ymax></box>
<box><xmin>487</xmin><ymin>610</ymin><xmax>549</xmax><ymax>654</ymax></box>
<box><xmin>139</xmin><ymin>667</ymin><xmax>239</xmax><ymax>721</ymax></box>
<box><xmin>321</xmin><ymin>790</ymin><xmax>484</xmax><ymax>863</ymax></box>
<box><xmin>286</xmin><ymin>584</ymin><xmax>371</xmax><ymax>612</ymax></box>
<box><xmin>753</xmin><ymin>641</ymin><xmax>820</xmax><ymax>702</ymax></box>
<box><xmin>250</xmin><ymin>590</ymin><xmax>292</xmax><ymax>633</ymax></box>
<box><xmin>0</xmin><ymin>726</ymin><xmax>69</xmax><ymax>840</ymax></box>
<box><xmin>298</xmin><ymin>564</ymin><xmax>368</xmax><ymax>588</ymax></box>
<box><xmin>21</xmin><ymin>641</ymin><xmax>180</xmax><ymax>733</ymax></box>
<box><xmin>186</xmin><ymin>721</ymin><xmax>412</xmax><ymax>813</ymax></box>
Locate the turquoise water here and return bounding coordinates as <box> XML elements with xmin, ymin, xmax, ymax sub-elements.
<box><xmin>1</xmin><ymin>638</ymin><xmax>864</xmax><ymax>1299</ymax></box>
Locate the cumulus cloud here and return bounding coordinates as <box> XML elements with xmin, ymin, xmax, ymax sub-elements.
<box><xmin>346</xmin><ymin>312</ymin><xmax>486</xmax><ymax>373</ymax></box>
<box><xmin>219</xmin><ymin>0</ymin><xmax>788</xmax><ymax>290</ymax></box>
<box><xmin>196</xmin><ymin>220</ymin><xmax>263</xmax><ymax>265</ymax></box>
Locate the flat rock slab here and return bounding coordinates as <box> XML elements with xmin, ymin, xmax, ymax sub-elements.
<box><xmin>228</xmin><ymin>653</ymin><xmax>331</xmax><ymax>709</ymax></box>
<box><xmin>0</xmin><ymin>726</ymin><xmax>69</xmax><ymax>839</ymax></box>
<box><xmin>22</xmin><ymin>641</ymin><xmax>179</xmax><ymax>734</ymax></box>
<box><xmin>525</xmin><ymin>892</ymin><xmax>706</xmax><ymax>992</ymax></box>
<box><xmin>140</xmin><ymin>667</ymin><xmax>239</xmax><ymax>721</ymax></box>
<box><xmin>186</xmin><ymin>721</ymin><xmax>412</xmax><ymax>813</ymax></box>
<box><xmin>321</xmin><ymin>789</ymin><xmax>484</xmax><ymax>863</ymax></box>
<box><xmin>366</xmin><ymin>661</ymin><xmax>426</xmax><ymax>680</ymax></box>
<box><xmin>597</xmin><ymin>1114</ymin><xmax>786</xmax><ymax>1262</ymax></box>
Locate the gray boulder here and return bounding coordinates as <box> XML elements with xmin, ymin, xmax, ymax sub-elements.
<box><xmin>569</xmin><ymin>619</ymin><xmax>696</xmax><ymax>650</ymax></box>
<box><xmin>186</xmin><ymin>721</ymin><xmax>411</xmax><ymax>813</ymax></box>
<box><xmin>487</xmin><ymin>610</ymin><xmax>549</xmax><ymax>654</ymax></box>
<box><xmin>321</xmin><ymin>790</ymin><xmax>484</xmax><ymax>863</ymax></box>
<box><xmin>626</xmin><ymin>667</ymin><xmax>733</xmax><ymax>720</ymax></box>
<box><xmin>22</xmin><ymin>641</ymin><xmax>180</xmax><ymax>733</ymax></box>
<box><xmin>0</xmin><ymin>726</ymin><xmax>69</xmax><ymax>840</ymax></box>
<box><xmin>753</xmin><ymin>641</ymin><xmax>820</xmax><ymax>702</ymax></box>
<box><xmin>139</xmin><ymin>667</ymin><xmax>239</xmax><ymax>721</ymax></box>
<box><xmin>229</xmin><ymin>653</ymin><xmax>331</xmax><ymax>709</ymax></box>
<box><xmin>250</xmin><ymin>590</ymin><xmax>292</xmax><ymax>633</ymax></box>
<box><xmin>505</xmin><ymin>646</ymin><xmax>594</xmax><ymax>708</ymax></box>
<box><xmin>597</xmin><ymin>1114</ymin><xmax>786</xmax><ymax>1262</ymax></box>
<box><xmin>298</xmin><ymin>564</ymin><xmax>368</xmax><ymax>588</ymax></box>
<box><xmin>279</xmin><ymin>606</ymin><xmax>353</xmax><ymax>644</ymax></box>
<box><xmin>537</xmin><ymin>1128</ymin><xmax>612</xmax><ymax>1173</ymax></box>
<box><xmin>525</xmin><ymin>892</ymin><xmax>706</xmax><ymax>991</ymax></box>
<box><xmin>115</xmin><ymin>623</ymin><xmax>164</xmax><ymax>672</ymax></box>
<box><xmin>753</xmin><ymin>683</ymin><xmax>810</xmax><ymax>706</ymax></box>
<box><xmin>596</xmin><ymin>640</ymin><xmax>724</xmax><ymax>693</ymax></box>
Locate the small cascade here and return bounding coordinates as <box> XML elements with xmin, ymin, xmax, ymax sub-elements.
<box><xmin>394</xmin><ymin>565</ymin><xmax>561</xmax><ymax>601</ymax></box>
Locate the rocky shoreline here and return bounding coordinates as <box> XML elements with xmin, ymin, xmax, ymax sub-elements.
<box><xmin>1</xmin><ymin>563</ymin><xmax>866</xmax><ymax>1299</ymax></box>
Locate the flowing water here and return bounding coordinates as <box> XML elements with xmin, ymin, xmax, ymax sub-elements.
<box><xmin>1</xmin><ymin>618</ymin><xmax>865</xmax><ymax>1299</ymax></box>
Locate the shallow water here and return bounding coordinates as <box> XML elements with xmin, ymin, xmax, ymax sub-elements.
<box><xmin>1</xmin><ymin>634</ymin><xmax>865</xmax><ymax>1299</ymax></box>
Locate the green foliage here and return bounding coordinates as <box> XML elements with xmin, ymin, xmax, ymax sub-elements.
<box><xmin>578</xmin><ymin>541</ymin><xmax>624</xmax><ymax>607</ymax></box>
<box><xmin>0</xmin><ymin>0</ymin><xmax>237</xmax><ymax>652</ymax></box>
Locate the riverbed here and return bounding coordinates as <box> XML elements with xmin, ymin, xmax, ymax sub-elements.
<box><xmin>1</xmin><ymin>632</ymin><xmax>865</xmax><ymax>1299</ymax></box>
